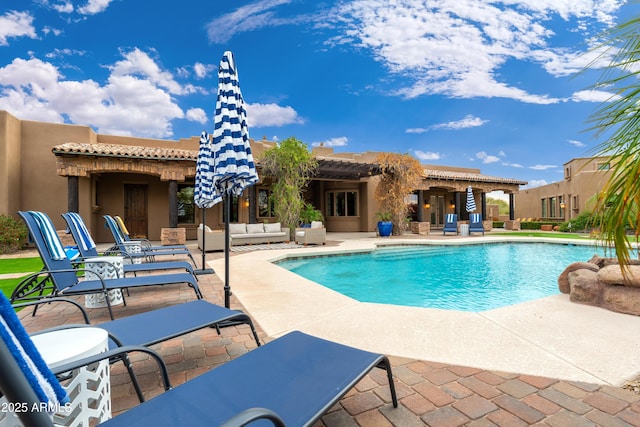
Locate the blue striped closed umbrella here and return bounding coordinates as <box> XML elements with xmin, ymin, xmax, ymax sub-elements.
<box><xmin>211</xmin><ymin>51</ymin><xmax>258</xmax><ymax>307</ymax></box>
<box><xmin>211</xmin><ymin>51</ymin><xmax>258</xmax><ymax>203</ymax></box>
<box><xmin>194</xmin><ymin>130</ymin><xmax>215</xmax><ymax>209</ymax></box>
<box><xmin>193</xmin><ymin>130</ymin><xmax>215</xmax><ymax>274</ymax></box>
<box><xmin>465</xmin><ymin>186</ymin><xmax>477</xmax><ymax>212</ymax></box>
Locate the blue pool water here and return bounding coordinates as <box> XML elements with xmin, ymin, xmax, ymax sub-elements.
<box><xmin>277</xmin><ymin>243</ymin><xmax>610</xmax><ymax>311</ymax></box>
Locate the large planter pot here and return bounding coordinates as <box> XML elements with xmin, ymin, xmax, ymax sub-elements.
<box><xmin>377</xmin><ymin>221</ymin><xmax>393</xmax><ymax>237</ymax></box>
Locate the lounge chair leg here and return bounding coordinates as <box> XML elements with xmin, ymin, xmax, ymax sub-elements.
<box><xmin>377</xmin><ymin>357</ymin><xmax>398</xmax><ymax>408</ymax></box>
<box><xmin>215</xmin><ymin>317</ymin><xmax>261</xmax><ymax>347</ymax></box>
<box><xmin>119</xmin><ymin>354</ymin><xmax>146</xmax><ymax>403</ymax></box>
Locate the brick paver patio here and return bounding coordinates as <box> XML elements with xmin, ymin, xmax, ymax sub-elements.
<box><xmin>13</xmin><ymin>249</ymin><xmax>640</xmax><ymax>426</ymax></box>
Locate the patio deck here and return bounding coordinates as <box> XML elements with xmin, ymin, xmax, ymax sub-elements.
<box><xmin>11</xmin><ymin>233</ymin><xmax>640</xmax><ymax>426</ymax></box>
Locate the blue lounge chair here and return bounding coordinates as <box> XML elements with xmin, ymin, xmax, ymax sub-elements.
<box><xmin>103</xmin><ymin>215</ymin><xmax>196</xmax><ymax>267</ymax></box>
<box><xmin>443</xmin><ymin>213</ymin><xmax>458</xmax><ymax>235</ymax></box>
<box><xmin>62</xmin><ymin>212</ymin><xmax>199</xmax><ymax>277</ymax></box>
<box><xmin>469</xmin><ymin>213</ymin><xmax>485</xmax><ymax>236</ymax></box>
<box><xmin>13</xmin><ymin>297</ymin><xmax>261</xmax><ymax>403</ymax></box>
<box><xmin>0</xmin><ymin>291</ymin><xmax>397</xmax><ymax>427</ymax></box>
<box><xmin>14</xmin><ymin>211</ymin><xmax>202</xmax><ymax>320</ymax></box>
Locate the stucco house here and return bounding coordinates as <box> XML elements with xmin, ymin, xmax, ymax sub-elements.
<box><xmin>1</xmin><ymin>110</ymin><xmax>526</xmax><ymax>242</ymax></box>
<box><xmin>514</xmin><ymin>157</ymin><xmax>613</xmax><ymax>222</ymax></box>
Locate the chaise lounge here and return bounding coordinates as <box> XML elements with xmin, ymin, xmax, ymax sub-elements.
<box><xmin>0</xmin><ymin>290</ymin><xmax>398</xmax><ymax>427</ymax></box>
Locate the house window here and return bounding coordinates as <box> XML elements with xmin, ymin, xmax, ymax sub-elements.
<box><xmin>549</xmin><ymin>197</ymin><xmax>556</xmax><ymax>218</ymax></box>
<box><xmin>327</xmin><ymin>191</ymin><xmax>358</xmax><ymax>217</ymax></box>
<box><xmin>597</xmin><ymin>162</ymin><xmax>610</xmax><ymax>171</ymax></box>
<box><xmin>565</xmin><ymin>166</ymin><xmax>571</xmax><ymax>180</ymax></box>
<box><xmin>258</xmin><ymin>188</ymin><xmax>274</xmax><ymax>218</ymax></box>
<box><xmin>178</xmin><ymin>185</ymin><xmax>195</xmax><ymax>223</ymax></box>
<box><xmin>541</xmin><ymin>198</ymin><xmax>547</xmax><ymax>217</ymax></box>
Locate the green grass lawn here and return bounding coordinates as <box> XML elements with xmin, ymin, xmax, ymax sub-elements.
<box><xmin>0</xmin><ymin>257</ymin><xmax>43</xmax><ymax>297</ymax></box>
<box><xmin>0</xmin><ymin>257</ymin><xmax>43</xmax><ymax>274</ymax></box>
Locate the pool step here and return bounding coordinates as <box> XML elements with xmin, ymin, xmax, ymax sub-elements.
<box><xmin>372</xmin><ymin>246</ymin><xmax>460</xmax><ymax>261</ymax></box>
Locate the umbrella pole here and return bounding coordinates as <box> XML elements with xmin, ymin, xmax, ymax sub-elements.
<box><xmin>224</xmin><ymin>194</ymin><xmax>231</xmax><ymax>308</ymax></box>
<box><xmin>195</xmin><ymin>208</ymin><xmax>214</xmax><ymax>275</ymax></box>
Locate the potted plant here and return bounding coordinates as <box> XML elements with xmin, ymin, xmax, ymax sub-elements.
<box><xmin>376</xmin><ymin>211</ymin><xmax>393</xmax><ymax>237</ymax></box>
<box><xmin>299</xmin><ymin>203</ymin><xmax>324</xmax><ymax>227</ymax></box>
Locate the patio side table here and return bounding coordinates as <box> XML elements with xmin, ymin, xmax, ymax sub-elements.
<box><xmin>23</xmin><ymin>328</ymin><xmax>110</xmax><ymax>426</ymax></box>
<box><xmin>83</xmin><ymin>256</ymin><xmax>124</xmax><ymax>309</ymax></box>
<box><xmin>459</xmin><ymin>223</ymin><xmax>470</xmax><ymax>236</ymax></box>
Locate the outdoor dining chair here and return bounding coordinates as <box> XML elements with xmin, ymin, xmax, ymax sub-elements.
<box><xmin>62</xmin><ymin>212</ymin><xmax>198</xmax><ymax>278</ymax></box>
<box><xmin>0</xmin><ymin>290</ymin><xmax>397</xmax><ymax>427</ymax></box>
<box><xmin>14</xmin><ymin>211</ymin><xmax>203</xmax><ymax>320</ymax></box>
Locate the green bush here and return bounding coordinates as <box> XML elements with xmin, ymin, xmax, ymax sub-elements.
<box><xmin>0</xmin><ymin>215</ymin><xmax>27</xmax><ymax>254</ymax></box>
<box><xmin>492</xmin><ymin>221</ymin><xmax>504</xmax><ymax>228</ymax></box>
<box><xmin>558</xmin><ymin>211</ymin><xmax>597</xmax><ymax>232</ymax></box>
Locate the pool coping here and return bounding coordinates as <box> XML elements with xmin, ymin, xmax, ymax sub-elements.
<box><xmin>209</xmin><ymin>235</ymin><xmax>640</xmax><ymax>386</ymax></box>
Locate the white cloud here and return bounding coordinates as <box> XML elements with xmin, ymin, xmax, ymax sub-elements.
<box><xmin>571</xmin><ymin>89</ymin><xmax>619</xmax><ymax>103</ymax></box>
<box><xmin>503</xmin><ymin>161</ymin><xmax>524</xmax><ymax>168</ymax></box>
<box><xmin>311</xmin><ymin>137</ymin><xmax>348</xmax><ymax>147</ymax></box>
<box><xmin>245</xmin><ymin>102</ymin><xmax>303</xmax><ymax>127</ymax></box>
<box><xmin>185</xmin><ymin>108</ymin><xmax>207</xmax><ymax>124</ymax></box>
<box><xmin>567</xmin><ymin>139</ymin><xmax>586</xmax><ymax>147</ymax></box>
<box><xmin>476</xmin><ymin>151</ymin><xmax>500</xmax><ymax>164</ymax></box>
<box><xmin>328</xmin><ymin>0</ymin><xmax>624</xmax><ymax>104</ymax></box>
<box><xmin>206</xmin><ymin>0</ymin><xmax>298</xmax><ymax>44</ymax></box>
<box><xmin>193</xmin><ymin>62</ymin><xmax>214</xmax><ymax>79</ymax></box>
<box><xmin>0</xmin><ymin>53</ymin><xmax>187</xmax><ymax>138</ymax></box>
<box><xmin>414</xmin><ymin>150</ymin><xmax>441</xmax><ymax>161</ymax></box>
<box><xmin>406</xmin><ymin>128</ymin><xmax>428</xmax><ymax>134</ymax></box>
<box><xmin>431</xmin><ymin>115</ymin><xmax>489</xmax><ymax>131</ymax></box>
<box><xmin>0</xmin><ymin>11</ymin><xmax>37</xmax><ymax>46</ymax></box>
<box><xmin>51</xmin><ymin>1</ymin><xmax>74</xmax><ymax>13</ymax></box>
<box><xmin>78</xmin><ymin>0</ymin><xmax>115</xmax><ymax>15</ymax></box>
<box><xmin>522</xmin><ymin>179</ymin><xmax>549</xmax><ymax>189</ymax></box>
<box><xmin>529</xmin><ymin>164</ymin><xmax>557</xmax><ymax>170</ymax></box>
<box><xmin>109</xmin><ymin>48</ymin><xmax>185</xmax><ymax>95</ymax></box>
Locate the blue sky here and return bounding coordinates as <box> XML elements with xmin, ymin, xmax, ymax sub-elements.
<box><xmin>0</xmin><ymin>1</ymin><xmax>636</xmax><ymax>190</ymax></box>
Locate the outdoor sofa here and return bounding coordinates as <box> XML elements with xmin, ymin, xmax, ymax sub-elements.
<box><xmin>197</xmin><ymin>222</ymin><xmax>290</xmax><ymax>251</ymax></box>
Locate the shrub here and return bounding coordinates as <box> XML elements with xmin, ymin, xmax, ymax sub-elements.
<box><xmin>558</xmin><ymin>211</ymin><xmax>597</xmax><ymax>232</ymax></box>
<box><xmin>0</xmin><ymin>215</ymin><xmax>27</xmax><ymax>254</ymax></box>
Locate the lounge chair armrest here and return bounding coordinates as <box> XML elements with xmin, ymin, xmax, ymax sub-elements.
<box><xmin>52</xmin><ymin>345</ymin><xmax>172</xmax><ymax>392</ymax></box>
<box><xmin>12</xmin><ymin>298</ymin><xmax>90</xmax><ymax>324</ymax></box>
<box><xmin>219</xmin><ymin>408</ymin><xmax>286</xmax><ymax>427</ymax></box>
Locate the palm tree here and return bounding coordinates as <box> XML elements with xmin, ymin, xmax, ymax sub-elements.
<box><xmin>587</xmin><ymin>15</ymin><xmax>640</xmax><ymax>266</ymax></box>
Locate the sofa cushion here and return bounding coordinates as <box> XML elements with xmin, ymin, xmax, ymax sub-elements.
<box><xmin>246</xmin><ymin>223</ymin><xmax>265</xmax><ymax>234</ymax></box>
<box><xmin>229</xmin><ymin>223</ymin><xmax>247</xmax><ymax>235</ymax></box>
<box><xmin>264</xmin><ymin>223</ymin><xmax>282</xmax><ymax>233</ymax></box>
<box><xmin>311</xmin><ymin>221</ymin><xmax>323</xmax><ymax>229</ymax></box>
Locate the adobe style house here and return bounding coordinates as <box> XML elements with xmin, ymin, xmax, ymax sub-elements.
<box><xmin>514</xmin><ymin>157</ymin><xmax>613</xmax><ymax>222</ymax></box>
<box><xmin>0</xmin><ymin>110</ymin><xmax>526</xmax><ymax>242</ymax></box>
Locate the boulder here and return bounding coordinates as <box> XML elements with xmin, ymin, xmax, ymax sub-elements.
<box><xmin>597</xmin><ymin>265</ymin><xmax>640</xmax><ymax>288</ymax></box>
<box><xmin>568</xmin><ymin>270</ymin><xmax>601</xmax><ymax>305</ymax></box>
<box><xmin>602</xmin><ymin>285</ymin><xmax>640</xmax><ymax>316</ymax></box>
<box><xmin>558</xmin><ymin>262</ymin><xmax>599</xmax><ymax>293</ymax></box>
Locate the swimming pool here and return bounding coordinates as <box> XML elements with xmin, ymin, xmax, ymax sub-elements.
<box><xmin>277</xmin><ymin>242</ymin><xmax>609</xmax><ymax>311</ymax></box>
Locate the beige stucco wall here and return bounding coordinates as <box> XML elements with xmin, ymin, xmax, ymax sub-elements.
<box><xmin>0</xmin><ymin>111</ymin><xmax>22</xmax><ymax>218</ymax></box>
<box><xmin>515</xmin><ymin>157</ymin><xmax>613</xmax><ymax>221</ymax></box>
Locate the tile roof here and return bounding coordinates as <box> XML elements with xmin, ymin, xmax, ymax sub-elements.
<box><xmin>52</xmin><ymin>142</ymin><xmax>526</xmax><ymax>185</ymax></box>
<box><xmin>423</xmin><ymin>168</ymin><xmax>527</xmax><ymax>185</ymax></box>
<box><xmin>52</xmin><ymin>142</ymin><xmax>197</xmax><ymax>160</ymax></box>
